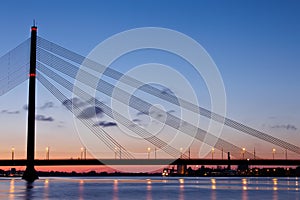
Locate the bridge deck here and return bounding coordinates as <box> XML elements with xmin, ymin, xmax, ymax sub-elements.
<box><xmin>0</xmin><ymin>159</ymin><xmax>299</xmax><ymax>166</ymax></box>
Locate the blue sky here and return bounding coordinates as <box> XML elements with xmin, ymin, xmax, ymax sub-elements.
<box><xmin>0</xmin><ymin>0</ymin><xmax>299</xmax><ymax>162</ymax></box>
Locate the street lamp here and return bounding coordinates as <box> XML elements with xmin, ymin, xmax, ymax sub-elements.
<box><xmin>221</xmin><ymin>148</ymin><xmax>224</xmax><ymax>160</ymax></box>
<box><xmin>285</xmin><ymin>149</ymin><xmax>287</xmax><ymax>160</ymax></box>
<box><xmin>272</xmin><ymin>148</ymin><xmax>276</xmax><ymax>160</ymax></box>
<box><xmin>81</xmin><ymin>147</ymin><xmax>84</xmax><ymax>160</ymax></box>
<box><xmin>46</xmin><ymin>147</ymin><xmax>50</xmax><ymax>160</ymax></box>
<box><xmin>114</xmin><ymin>147</ymin><xmax>117</xmax><ymax>159</ymax></box>
<box><xmin>211</xmin><ymin>148</ymin><xmax>215</xmax><ymax>160</ymax></box>
<box><xmin>242</xmin><ymin>148</ymin><xmax>246</xmax><ymax>159</ymax></box>
<box><xmin>11</xmin><ymin>147</ymin><xmax>15</xmax><ymax>160</ymax></box>
<box><xmin>80</xmin><ymin>147</ymin><xmax>86</xmax><ymax>160</ymax></box>
<box><xmin>79</xmin><ymin>147</ymin><xmax>87</xmax><ymax>159</ymax></box>
<box><xmin>180</xmin><ymin>147</ymin><xmax>183</xmax><ymax>158</ymax></box>
<box><xmin>147</xmin><ymin>147</ymin><xmax>151</xmax><ymax>159</ymax></box>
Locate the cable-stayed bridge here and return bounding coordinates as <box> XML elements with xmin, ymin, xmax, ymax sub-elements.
<box><xmin>0</xmin><ymin>26</ymin><xmax>299</xmax><ymax>181</ymax></box>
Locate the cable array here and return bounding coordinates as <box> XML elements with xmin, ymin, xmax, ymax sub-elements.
<box><xmin>0</xmin><ymin>39</ymin><xmax>30</xmax><ymax>96</ymax></box>
<box><xmin>37</xmin><ymin>45</ymin><xmax>254</xmax><ymax>158</ymax></box>
<box><xmin>37</xmin><ymin>36</ymin><xmax>300</xmax><ymax>156</ymax></box>
<box><xmin>37</xmin><ymin>62</ymin><xmax>188</xmax><ymax>159</ymax></box>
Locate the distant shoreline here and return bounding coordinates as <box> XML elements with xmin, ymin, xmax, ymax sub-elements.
<box><xmin>1</xmin><ymin>165</ymin><xmax>300</xmax><ymax>177</ymax></box>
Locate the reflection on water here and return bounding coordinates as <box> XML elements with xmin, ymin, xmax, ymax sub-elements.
<box><xmin>9</xmin><ymin>179</ymin><xmax>14</xmax><ymax>200</ymax></box>
<box><xmin>78</xmin><ymin>179</ymin><xmax>84</xmax><ymax>200</ymax></box>
<box><xmin>43</xmin><ymin>179</ymin><xmax>49</xmax><ymax>200</ymax></box>
<box><xmin>178</xmin><ymin>178</ymin><xmax>184</xmax><ymax>200</ymax></box>
<box><xmin>113</xmin><ymin>179</ymin><xmax>118</xmax><ymax>200</ymax></box>
<box><xmin>211</xmin><ymin>178</ymin><xmax>216</xmax><ymax>190</ymax></box>
<box><xmin>1</xmin><ymin>177</ymin><xmax>299</xmax><ymax>200</ymax></box>
<box><xmin>146</xmin><ymin>179</ymin><xmax>152</xmax><ymax>200</ymax></box>
<box><xmin>242</xmin><ymin>178</ymin><xmax>247</xmax><ymax>191</ymax></box>
<box><xmin>25</xmin><ymin>182</ymin><xmax>34</xmax><ymax>200</ymax></box>
<box><xmin>241</xmin><ymin>178</ymin><xmax>248</xmax><ymax>200</ymax></box>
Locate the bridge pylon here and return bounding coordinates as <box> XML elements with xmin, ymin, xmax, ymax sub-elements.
<box><xmin>22</xmin><ymin>25</ymin><xmax>39</xmax><ymax>182</ymax></box>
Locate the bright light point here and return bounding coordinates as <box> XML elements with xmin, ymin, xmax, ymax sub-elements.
<box><xmin>211</xmin><ymin>178</ymin><xmax>216</xmax><ymax>184</ymax></box>
<box><xmin>242</xmin><ymin>178</ymin><xmax>247</xmax><ymax>185</ymax></box>
<box><xmin>179</xmin><ymin>178</ymin><xmax>184</xmax><ymax>184</ymax></box>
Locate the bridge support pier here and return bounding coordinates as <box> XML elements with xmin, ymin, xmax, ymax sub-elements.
<box><xmin>22</xmin><ymin>165</ymin><xmax>38</xmax><ymax>182</ymax></box>
<box><xmin>22</xmin><ymin>25</ymin><xmax>38</xmax><ymax>182</ymax></box>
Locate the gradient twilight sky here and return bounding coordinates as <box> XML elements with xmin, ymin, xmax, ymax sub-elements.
<box><xmin>0</xmin><ymin>0</ymin><xmax>300</xmax><ymax>169</ymax></box>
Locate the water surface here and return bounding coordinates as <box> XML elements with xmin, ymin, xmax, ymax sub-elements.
<box><xmin>0</xmin><ymin>176</ymin><xmax>299</xmax><ymax>199</ymax></box>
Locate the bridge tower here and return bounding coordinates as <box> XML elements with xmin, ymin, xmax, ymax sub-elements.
<box><xmin>22</xmin><ymin>25</ymin><xmax>39</xmax><ymax>182</ymax></box>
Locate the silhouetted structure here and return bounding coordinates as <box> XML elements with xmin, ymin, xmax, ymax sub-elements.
<box><xmin>22</xmin><ymin>25</ymin><xmax>39</xmax><ymax>182</ymax></box>
<box><xmin>227</xmin><ymin>152</ymin><xmax>231</xmax><ymax>170</ymax></box>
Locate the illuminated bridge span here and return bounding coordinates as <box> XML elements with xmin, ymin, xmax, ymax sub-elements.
<box><xmin>0</xmin><ymin>25</ymin><xmax>300</xmax><ymax>181</ymax></box>
<box><xmin>1</xmin><ymin>159</ymin><xmax>300</xmax><ymax>166</ymax></box>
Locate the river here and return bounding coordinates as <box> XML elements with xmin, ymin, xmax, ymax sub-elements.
<box><xmin>0</xmin><ymin>177</ymin><xmax>299</xmax><ymax>199</ymax></box>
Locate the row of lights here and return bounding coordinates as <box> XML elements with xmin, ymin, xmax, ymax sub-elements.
<box><xmin>144</xmin><ymin>147</ymin><xmax>192</xmax><ymax>159</ymax></box>
<box><xmin>8</xmin><ymin>146</ymin><xmax>87</xmax><ymax>160</ymax></box>
<box><xmin>211</xmin><ymin>147</ymin><xmax>286</xmax><ymax>160</ymax></box>
<box><xmin>6</xmin><ymin>146</ymin><xmax>287</xmax><ymax>160</ymax></box>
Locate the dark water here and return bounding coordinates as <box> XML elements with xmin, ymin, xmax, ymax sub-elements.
<box><xmin>0</xmin><ymin>176</ymin><xmax>299</xmax><ymax>199</ymax></box>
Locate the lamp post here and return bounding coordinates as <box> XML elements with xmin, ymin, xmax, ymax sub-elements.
<box><xmin>272</xmin><ymin>148</ymin><xmax>276</xmax><ymax>160</ymax></box>
<box><xmin>46</xmin><ymin>147</ymin><xmax>49</xmax><ymax>160</ymax></box>
<box><xmin>285</xmin><ymin>149</ymin><xmax>287</xmax><ymax>160</ymax></box>
<box><xmin>180</xmin><ymin>147</ymin><xmax>183</xmax><ymax>158</ymax></box>
<box><xmin>242</xmin><ymin>148</ymin><xmax>246</xmax><ymax>159</ymax></box>
<box><xmin>147</xmin><ymin>147</ymin><xmax>151</xmax><ymax>159</ymax></box>
<box><xmin>211</xmin><ymin>148</ymin><xmax>215</xmax><ymax>160</ymax></box>
<box><xmin>11</xmin><ymin>147</ymin><xmax>15</xmax><ymax>160</ymax></box>
<box><xmin>221</xmin><ymin>148</ymin><xmax>224</xmax><ymax>160</ymax></box>
<box><xmin>80</xmin><ymin>147</ymin><xmax>84</xmax><ymax>160</ymax></box>
<box><xmin>114</xmin><ymin>147</ymin><xmax>117</xmax><ymax>159</ymax></box>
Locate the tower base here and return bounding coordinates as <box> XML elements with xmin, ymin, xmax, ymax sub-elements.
<box><xmin>22</xmin><ymin>166</ymin><xmax>39</xmax><ymax>182</ymax></box>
